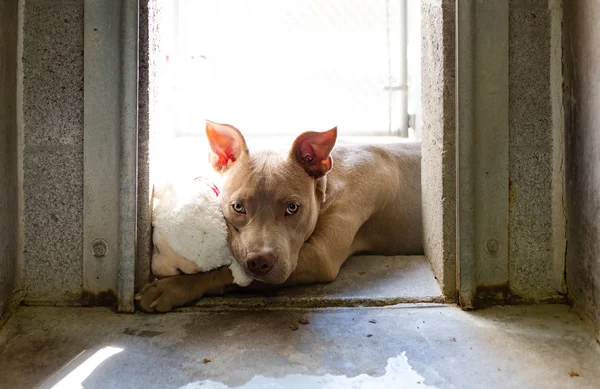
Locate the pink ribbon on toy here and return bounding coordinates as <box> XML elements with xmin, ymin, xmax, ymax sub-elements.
<box><xmin>193</xmin><ymin>176</ymin><xmax>220</xmax><ymax>197</ymax></box>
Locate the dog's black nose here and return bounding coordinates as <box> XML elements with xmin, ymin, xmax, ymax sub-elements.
<box><xmin>246</xmin><ymin>252</ymin><xmax>275</xmax><ymax>276</ymax></box>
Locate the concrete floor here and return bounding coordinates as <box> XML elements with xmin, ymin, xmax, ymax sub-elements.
<box><xmin>1</xmin><ymin>304</ymin><xmax>599</xmax><ymax>389</ymax></box>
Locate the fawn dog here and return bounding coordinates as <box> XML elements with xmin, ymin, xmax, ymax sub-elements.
<box><xmin>136</xmin><ymin>121</ymin><xmax>422</xmax><ymax>312</ymax></box>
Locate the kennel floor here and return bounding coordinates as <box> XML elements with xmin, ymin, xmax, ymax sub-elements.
<box><xmin>1</xmin><ymin>304</ymin><xmax>599</xmax><ymax>389</ymax></box>
<box><xmin>1</xmin><ymin>256</ymin><xmax>599</xmax><ymax>389</ymax></box>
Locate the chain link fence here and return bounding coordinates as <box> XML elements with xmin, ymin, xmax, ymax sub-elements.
<box><xmin>165</xmin><ymin>0</ymin><xmax>420</xmax><ymax>137</ymax></box>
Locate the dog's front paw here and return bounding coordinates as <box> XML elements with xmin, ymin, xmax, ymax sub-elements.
<box><xmin>135</xmin><ymin>277</ymin><xmax>200</xmax><ymax>313</ymax></box>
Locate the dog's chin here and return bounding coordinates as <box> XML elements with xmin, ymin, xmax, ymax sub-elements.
<box><xmin>251</xmin><ymin>271</ymin><xmax>290</xmax><ymax>285</ymax></box>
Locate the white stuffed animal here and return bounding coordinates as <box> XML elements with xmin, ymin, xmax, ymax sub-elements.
<box><xmin>151</xmin><ymin>177</ymin><xmax>253</xmax><ymax>287</ymax></box>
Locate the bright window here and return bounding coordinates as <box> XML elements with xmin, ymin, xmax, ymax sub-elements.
<box><xmin>163</xmin><ymin>0</ymin><xmax>421</xmax><ymax>138</ymax></box>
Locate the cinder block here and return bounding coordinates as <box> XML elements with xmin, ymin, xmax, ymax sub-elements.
<box><xmin>509</xmin><ymin>7</ymin><xmax>552</xmax><ymax>148</ymax></box>
<box><xmin>22</xmin><ymin>147</ymin><xmax>83</xmax><ymax>304</ymax></box>
<box><xmin>509</xmin><ymin>0</ymin><xmax>550</xmax><ymax>9</ymax></box>
<box><xmin>507</xmin><ymin>1</ymin><xmax>563</xmax><ymax>300</ymax></box>
<box><xmin>508</xmin><ymin>150</ymin><xmax>555</xmax><ymax>298</ymax></box>
<box><xmin>21</xmin><ymin>1</ymin><xmax>84</xmax><ymax>304</ymax></box>
<box><xmin>22</xmin><ymin>2</ymin><xmax>83</xmax><ymax>147</ymax></box>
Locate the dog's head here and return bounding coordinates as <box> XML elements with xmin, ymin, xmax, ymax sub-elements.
<box><xmin>206</xmin><ymin>121</ymin><xmax>337</xmax><ymax>284</ymax></box>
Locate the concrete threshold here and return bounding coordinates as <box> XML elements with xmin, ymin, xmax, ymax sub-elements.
<box><xmin>187</xmin><ymin>255</ymin><xmax>444</xmax><ymax>310</ymax></box>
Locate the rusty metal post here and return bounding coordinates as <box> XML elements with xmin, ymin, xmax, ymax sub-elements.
<box><xmin>456</xmin><ymin>0</ymin><xmax>509</xmax><ymax>309</ymax></box>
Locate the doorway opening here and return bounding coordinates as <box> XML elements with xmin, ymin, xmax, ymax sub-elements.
<box><xmin>144</xmin><ymin>0</ymin><xmax>449</xmax><ymax>306</ymax></box>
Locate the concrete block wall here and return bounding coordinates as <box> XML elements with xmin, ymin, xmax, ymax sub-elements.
<box><xmin>13</xmin><ymin>0</ymin><xmax>569</xmax><ymax>307</ymax></box>
<box><xmin>0</xmin><ymin>0</ymin><xmax>19</xmax><ymax>321</ymax></box>
<box><xmin>21</xmin><ymin>0</ymin><xmax>84</xmax><ymax>304</ymax></box>
<box><xmin>16</xmin><ymin>0</ymin><xmax>158</xmax><ymax>304</ymax></box>
<box><xmin>507</xmin><ymin>0</ymin><xmax>566</xmax><ymax>300</ymax></box>
<box><xmin>563</xmin><ymin>1</ymin><xmax>600</xmax><ymax>341</ymax></box>
<box><xmin>422</xmin><ymin>0</ymin><xmax>566</xmax><ymax>302</ymax></box>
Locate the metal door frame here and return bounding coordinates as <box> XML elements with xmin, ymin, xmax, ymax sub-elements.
<box><xmin>83</xmin><ymin>0</ymin><xmax>509</xmax><ymax>311</ymax></box>
<box><xmin>455</xmin><ymin>0</ymin><xmax>510</xmax><ymax>309</ymax></box>
<box><xmin>83</xmin><ymin>0</ymin><xmax>138</xmax><ymax>312</ymax></box>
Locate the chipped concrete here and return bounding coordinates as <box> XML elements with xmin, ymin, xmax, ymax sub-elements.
<box><xmin>563</xmin><ymin>1</ymin><xmax>600</xmax><ymax>341</ymax></box>
<box><xmin>1</xmin><ymin>305</ymin><xmax>599</xmax><ymax>389</ymax></box>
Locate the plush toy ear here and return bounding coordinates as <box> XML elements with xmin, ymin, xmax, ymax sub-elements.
<box><xmin>290</xmin><ymin>127</ymin><xmax>337</xmax><ymax>178</ymax></box>
<box><xmin>205</xmin><ymin>121</ymin><xmax>248</xmax><ymax>173</ymax></box>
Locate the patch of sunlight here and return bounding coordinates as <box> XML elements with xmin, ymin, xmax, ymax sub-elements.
<box><xmin>50</xmin><ymin>346</ymin><xmax>123</xmax><ymax>389</ymax></box>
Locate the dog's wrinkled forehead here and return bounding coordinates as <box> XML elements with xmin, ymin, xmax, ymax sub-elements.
<box><xmin>223</xmin><ymin>151</ymin><xmax>313</xmax><ymax>198</ymax></box>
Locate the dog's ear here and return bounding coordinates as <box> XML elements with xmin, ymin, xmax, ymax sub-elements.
<box><xmin>206</xmin><ymin>121</ymin><xmax>248</xmax><ymax>173</ymax></box>
<box><xmin>290</xmin><ymin>127</ymin><xmax>337</xmax><ymax>178</ymax></box>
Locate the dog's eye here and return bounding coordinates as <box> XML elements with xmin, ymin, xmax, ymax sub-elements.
<box><xmin>232</xmin><ymin>203</ymin><xmax>246</xmax><ymax>214</ymax></box>
<box><xmin>285</xmin><ymin>203</ymin><xmax>299</xmax><ymax>215</ymax></box>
